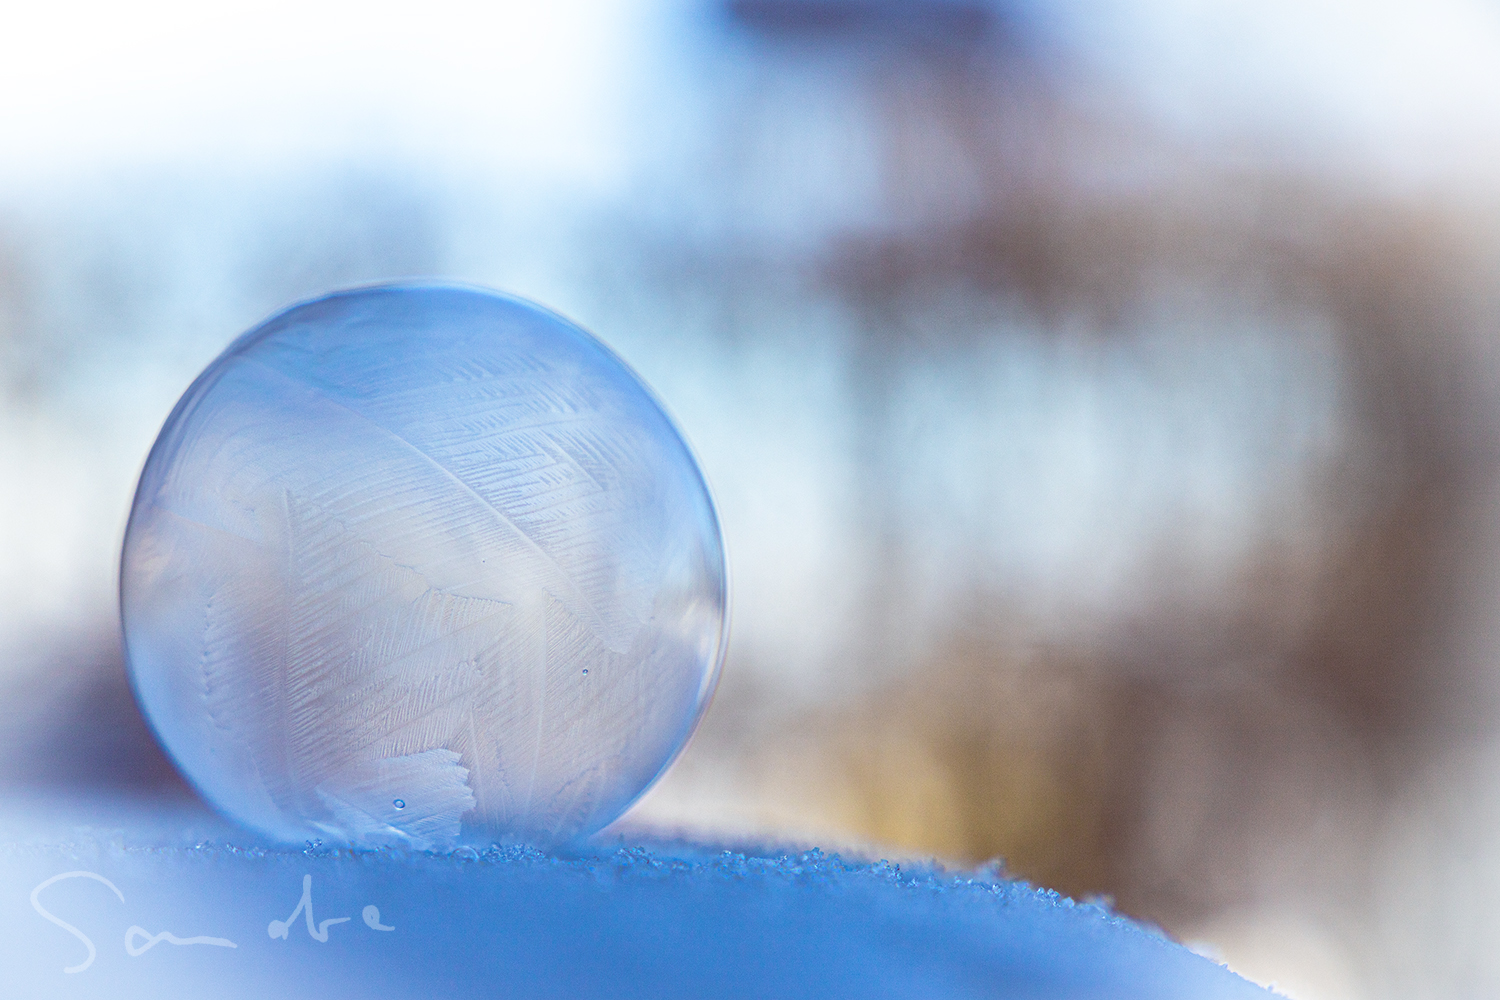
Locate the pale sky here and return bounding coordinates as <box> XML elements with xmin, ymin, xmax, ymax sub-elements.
<box><xmin>0</xmin><ymin>0</ymin><xmax>648</xmax><ymax>192</ymax></box>
<box><xmin>3</xmin><ymin>0</ymin><xmax>1500</xmax><ymax>191</ymax></box>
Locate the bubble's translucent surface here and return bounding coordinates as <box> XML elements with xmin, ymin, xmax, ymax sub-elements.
<box><xmin>121</xmin><ymin>285</ymin><xmax>727</xmax><ymax>849</ymax></box>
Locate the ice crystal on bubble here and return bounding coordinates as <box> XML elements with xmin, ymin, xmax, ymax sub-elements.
<box><xmin>121</xmin><ymin>284</ymin><xmax>727</xmax><ymax>849</ymax></box>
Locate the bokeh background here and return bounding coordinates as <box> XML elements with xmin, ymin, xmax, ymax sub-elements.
<box><xmin>6</xmin><ymin>1</ymin><xmax>1500</xmax><ymax>996</ymax></box>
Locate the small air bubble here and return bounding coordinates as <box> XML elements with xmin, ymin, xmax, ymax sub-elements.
<box><xmin>393</xmin><ymin>799</ymin><xmax>405</xmax><ymax>810</ymax></box>
<box><xmin>582</xmin><ymin>669</ymin><xmax>589</xmax><ymax>676</ymax></box>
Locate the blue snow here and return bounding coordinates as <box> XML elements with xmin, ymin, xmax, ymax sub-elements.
<box><xmin>0</xmin><ymin>795</ymin><xmax>1273</xmax><ymax>999</ymax></box>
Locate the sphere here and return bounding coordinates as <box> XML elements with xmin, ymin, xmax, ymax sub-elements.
<box><xmin>121</xmin><ymin>284</ymin><xmax>727</xmax><ymax>848</ymax></box>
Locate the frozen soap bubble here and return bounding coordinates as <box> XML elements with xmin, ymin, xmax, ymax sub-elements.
<box><xmin>121</xmin><ymin>284</ymin><xmax>727</xmax><ymax>849</ymax></box>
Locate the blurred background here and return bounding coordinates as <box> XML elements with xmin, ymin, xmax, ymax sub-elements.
<box><xmin>6</xmin><ymin>0</ymin><xmax>1500</xmax><ymax>996</ymax></box>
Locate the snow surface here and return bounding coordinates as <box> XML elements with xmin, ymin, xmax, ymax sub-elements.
<box><xmin>0</xmin><ymin>794</ymin><xmax>1273</xmax><ymax>999</ymax></box>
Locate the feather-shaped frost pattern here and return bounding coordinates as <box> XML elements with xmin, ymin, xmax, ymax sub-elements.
<box><xmin>247</xmin><ymin>309</ymin><xmax>661</xmax><ymax>646</ymax></box>
<box><xmin>279</xmin><ymin>494</ymin><xmax>497</xmax><ymax>796</ymax></box>
<box><xmin>315</xmin><ymin>748</ymin><xmax>477</xmax><ymax>849</ymax></box>
<box><xmin>242</xmin><ymin>357</ymin><xmax>637</xmax><ymax>651</ymax></box>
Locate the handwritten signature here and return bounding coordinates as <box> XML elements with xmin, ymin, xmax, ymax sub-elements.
<box><xmin>31</xmin><ymin>871</ymin><xmax>393</xmax><ymax>974</ymax></box>
<box><xmin>30</xmin><ymin>872</ymin><xmax>236</xmax><ymax>974</ymax></box>
<box><xmin>268</xmin><ymin>874</ymin><xmax>395</xmax><ymax>941</ymax></box>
